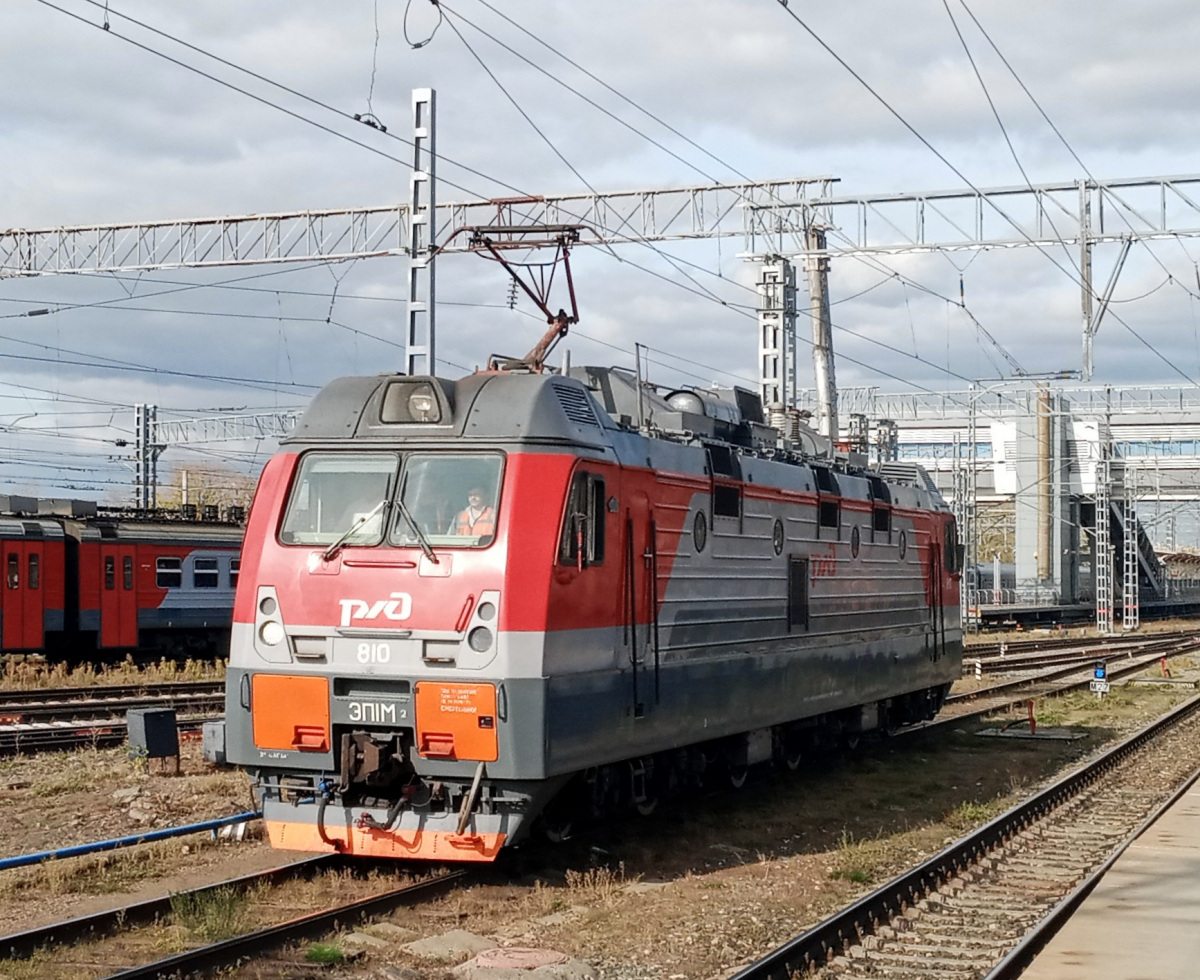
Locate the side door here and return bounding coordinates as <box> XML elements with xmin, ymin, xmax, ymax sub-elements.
<box><xmin>21</xmin><ymin>541</ymin><xmax>45</xmax><ymax>649</ymax></box>
<box><xmin>1</xmin><ymin>543</ymin><xmax>23</xmax><ymax>649</ymax></box>
<box><xmin>623</xmin><ymin>489</ymin><xmax>655</xmax><ymax>719</ymax></box>
<box><xmin>98</xmin><ymin>544</ymin><xmax>138</xmax><ymax>648</ymax></box>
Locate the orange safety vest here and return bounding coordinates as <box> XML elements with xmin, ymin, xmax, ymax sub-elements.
<box><xmin>453</xmin><ymin>505</ymin><xmax>495</xmax><ymax>537</ymax></box>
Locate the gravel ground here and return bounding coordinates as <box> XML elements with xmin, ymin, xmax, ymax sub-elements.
<box><xmin>0</xmin><ymin>659</ymin><xmax>1196</xmax><ymax>980</ymax></box>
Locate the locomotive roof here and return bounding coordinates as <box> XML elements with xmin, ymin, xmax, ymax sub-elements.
<box><xmin>286</xmin><ymin>368</ymin><xmax>945</xmax><ymax>507</ymax></box>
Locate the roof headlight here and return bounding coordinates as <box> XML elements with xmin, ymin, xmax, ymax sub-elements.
<box><xmin>259</xmin><ymin>620</ymin><xmax>285</xmax><ymax>646</ymax></box>
<box><xmin>408</xmin><ymin>387</ymin><xmax>438</xmax><ymax>421</ymax></box>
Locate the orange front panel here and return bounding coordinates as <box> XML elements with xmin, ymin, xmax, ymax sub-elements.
<box><xmin>414</xmin><ymin>682</ymin><xmax>498</xmax><ymax>762</ymax></box>
<box><xmin>252</xmin><ymin>674</ymin><xmax>331</xmax><ymax>752</ymax></box>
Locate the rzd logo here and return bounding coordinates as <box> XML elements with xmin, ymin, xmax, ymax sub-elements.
<box><xmin>339</xmin><ymin>592</ymin><xmax>413</xmax><ymax>627</ymax></box>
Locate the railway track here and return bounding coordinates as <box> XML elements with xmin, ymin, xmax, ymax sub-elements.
<box><xmin>0</xmin><ymin>681</ymin><xmax>226</xmax><ymax>755</ymax></box>
<box><xmin>939</xmin><ymin>635</ymin><xmax>1200</xmax><ymax>724</ymax></box>
<box><xmin>960</xmin><ymin>636</ymin><xmax>1186</xmax><ymax>676</ymax></box>
<box><xmin>0</xmin><ymin>855</ymin><xmax>466</xmax><ymax>977</ymax></box>
<box><xmin>729</xmin><ymin>691</ymin><xmax>1200</xmax><ymax>980</ymax></box>
<box><xmin>0</xmin><ymin>680</ymin><xmax>223</xmax><ymax>721</ymax></box>
<box><xmin>962</xmin><ymin>628</ymin><xmax>1196</xmax><ymax>660</ymax></box>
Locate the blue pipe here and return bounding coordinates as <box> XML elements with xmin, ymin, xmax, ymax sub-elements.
<box><xmin>0</xmin><ymin>811</ymin><xmax>262</xmax><ymax>871</ymax></box>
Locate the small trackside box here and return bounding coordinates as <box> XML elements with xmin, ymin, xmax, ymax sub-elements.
<box><xmin>202</xmin><ymin>719</ymin><xmax>227</xmax><ymax>766</ymax></box>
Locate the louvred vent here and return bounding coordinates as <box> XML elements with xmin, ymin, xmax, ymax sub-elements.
<box><xmin>552</xmin><ymin>383</ymin><xmax>600</xmax><ymax>428</ymax></box>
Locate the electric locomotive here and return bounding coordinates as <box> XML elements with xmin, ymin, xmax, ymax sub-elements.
<box><xmin>222</xmin><ymin>364</ymin><xmax>962</xmax><ymax>862</ymax></box>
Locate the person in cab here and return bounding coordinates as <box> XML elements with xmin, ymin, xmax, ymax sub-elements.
<box><xmin>452</xmin><ymin>486</ymin><xmax>495</xmax><ymax>537</ymax></box>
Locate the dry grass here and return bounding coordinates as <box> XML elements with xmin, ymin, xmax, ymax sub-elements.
<box><xmin>0</xmin><ymin>838</ymin><xmax>222</xmax><ymax>898</ymax></box>
<box><xmin>0</xmin><ymin>655</ymin><xmax>224</xmax><ymax>691</ymax></box>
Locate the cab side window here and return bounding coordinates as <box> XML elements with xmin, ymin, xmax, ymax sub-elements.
<box><xmin>559</xmin><ymin>472</ymin><xmax>606</xmax><ymax>567</ymax></box>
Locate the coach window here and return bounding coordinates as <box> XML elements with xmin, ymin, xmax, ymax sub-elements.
<box><xmin>193</xmin><ymin>557</ymin><xmax>220</xmax><ymax>589</ymax></box>
<box><xmin>156</xmin><ymin>557</ymin><xmax>182</xmax><ymax>589</ymax></box>
<box><xmin>104</xmin><ymin>556</ymin><xmax>115</xmax><ymax>590</ymax></box>
<box><xmin>123</xmin><ymin>556</ymin><xmax>134</xmax><ymax>591</ymax></box>
<box><xmin>28</xmin><ymin>554</ymin><xmax>39</xmax><ymax>589</ymax></box>
<box><xmin>6</xmin><ymin>554</ymin><xmax>17</xmax><ymax>589</ymax></box>
<box><xmin>230</xmin><ymin>558</ymin><xmax>240</xmax><ymax>589</ymax></box>
<box><xmin>279</xmin><ymin>452</ymin><xmax>397</xmax><ymax>547</ymax></box>
<box><xmin>559</xmin><ymin>471</ymin><xmax>606</xmax><ymax>567</ymax></box>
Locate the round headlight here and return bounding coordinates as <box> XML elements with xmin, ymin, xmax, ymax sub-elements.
<box><xmin>259</xmin><ymin>596</ymin><xmax>277</xmax><ymax>616</ymax></box>
<box><xmin>467</xmin><ymin>626</ymin><xmax>493</xmax><ymax>653</ymax></box>
<box><xmin>477</xmin><ymin>601</ymin><xmax>496</xmax><ymax>622</ymax></box>
<box><xmin>259</xmin><ymin>620</ymin><xmax>285</xmax><ymax>646</ymax></box>
<box><xmin>408</xmin><ymin>389</ymin><xmax>437</xmax><ymax>421</ymax></box>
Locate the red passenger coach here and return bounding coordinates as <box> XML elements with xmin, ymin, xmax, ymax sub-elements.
<box><xmin>0</xmin><ymin>495</ymin><xmax>243</xmax><ymax>659</ymax></box>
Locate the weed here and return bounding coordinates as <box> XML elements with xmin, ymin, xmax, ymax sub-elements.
<box><xmin>944</xmin><ymin>799</ymin><xmax>997</xmax><ymax>831</ymax></box>
<box><xmin>170</xmin><ymin>885</ymin><xmax>248</xmax><ymax>941</ymax></box>
<box><xmin>827</xmin><ymin>829</ymin><xmax>895</xmax><ymax>886</ymax></box>
<box><xmin>563</xmin><ymin>862</ymin><xmax>629</xmax><ymax>903</ymax></box>
<box><xmin>306</xmin><ymin>943</ymin><xmax>345</xmax><ymax>964</ymax></box>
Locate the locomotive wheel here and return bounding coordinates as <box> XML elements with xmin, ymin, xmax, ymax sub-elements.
<box><xmin>843</xmin><ymin>734</ymin><xmax>861</xmax><ymax>751</ymax></box>
<box><xmin>542</xmin><ymin>816</ymin><xmax>574</xmax><ymax>843</ymax></box>
<box><xmin>728</xmin><ymin>766</ymin><xmax>748</xmax><ymax>789</ymax></box>
<box><xmin>634</xmin><ymin>795</ymin><xmax>659</xmax><ymax>817</ymax></box>
<box><xmin>782</xmin><ymin>747</ymin><xmax>803</xmax><ymax>771</ymax></box>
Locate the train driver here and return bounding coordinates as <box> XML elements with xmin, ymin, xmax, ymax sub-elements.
<box><xmin>451</xmin><ymin>486</ymin><xmax>496</xmax><ymax>537</ymax></box>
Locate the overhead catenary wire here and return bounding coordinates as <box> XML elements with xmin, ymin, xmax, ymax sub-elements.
<box><xmin>29</xmin><ymin>0</ymin><xmax>991</xmax><ymax>399</ymax></box>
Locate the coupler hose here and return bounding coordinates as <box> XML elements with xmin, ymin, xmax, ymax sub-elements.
<box><xmin>316</xmin><ymin>780</ymin><xmax>344</xmax><ymax>853</ymax></box>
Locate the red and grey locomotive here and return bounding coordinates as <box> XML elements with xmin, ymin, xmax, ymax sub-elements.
<box><xmin>222</xmin><ymin>364</ymin><xmax>963</xmax><ymax>862</ymax></box>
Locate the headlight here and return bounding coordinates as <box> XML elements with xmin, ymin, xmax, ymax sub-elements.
<box><xmin>408</xmin><ymin>388</ymin><xmax>437</xmax><ymax>420</ymax></box>
<box><xmin>259</xmin><ymin>621</ymin><xmax>285</xmax><ymax>646</ymax></box>
<box><xmin>468</xmin><ymin>626</ymin><xmax>493</xmax><ymax>653</ymax></box>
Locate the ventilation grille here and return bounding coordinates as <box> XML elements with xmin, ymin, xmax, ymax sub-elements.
<box><xmin>552</xmin><ymin>383</ymin><xmax>600</xmax><ymax>427</ymax></box>
<box><xmin>876</xmin><ymin>462</ymin><xmax>939</xmax><ymax>493</ymax></box>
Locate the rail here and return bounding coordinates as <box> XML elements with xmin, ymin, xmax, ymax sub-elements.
<box><xmin>727</xmin><ymin>692</ymin><xmax>1200</xmax><ymax>979</ymax></box>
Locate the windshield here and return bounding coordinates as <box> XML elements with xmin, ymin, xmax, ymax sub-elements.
<box><xmin>391</xmin><ymin>454</ymin><xmax>504</xmax><ymax>548</ymax></box>
<box><xmin>279</xmin><ymin>453</ymin><xmax>396</xmax><ymax>546</ymax></box>
<box><xmin>277</xmin><ymin>451</ymin><xmax>503</xmax><ymax>549</ymax></box>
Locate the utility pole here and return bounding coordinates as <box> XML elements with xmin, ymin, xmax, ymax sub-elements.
<box><xmin>134</xmin><ymin>403</ymin><xmax>162</xmax><ymax>510</ymax></box>
<box><xmin>805</xmin><ymin>225</ymin><xmax>837</xmax><ymax>441</ymax></box>
<box><xmin>757</xmin><ymin>257</ymin><xmax>797</xmax><ymax>410</ymax></box>
<box><xmin>406</xmin><ymin>88</ymin><xmax>436</xmax><ymax>377</ymax></box>
<box><xmin>1080</xmin><ymin>180</ymin><xmax>1095</xmax><ymax>382</ymax></box>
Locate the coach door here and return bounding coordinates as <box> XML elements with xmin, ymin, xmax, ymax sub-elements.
<box><xmin>98</xmin><ymin>544</ymin><xmax>138</xmax><ymax>648</ymax></box>
<box><xmin>929</xmin><ymin>537</ymin><xmax>946</xmax><ymax>662</ymax></box>
<box><xmin>623</xmin><ymin>490</ymin><xmax>659</xmax><ymax>720</ymax></box>
<box><xmin>2</xmin><ymin>541</ymin><xmax>46</xmax><ymax>650</ymax></box>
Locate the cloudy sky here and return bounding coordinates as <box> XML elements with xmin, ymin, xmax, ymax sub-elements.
<box><xmin>2</xmin><ymin>0</ymin><xmax>1200</xmax><ymax>500</ymax></box>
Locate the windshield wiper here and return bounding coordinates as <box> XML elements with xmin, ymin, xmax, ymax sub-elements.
<box><xmin>395</xmin><ymin>496</ymin><xmax>439</xmax><ymax>564</ymax></box>
<box><xmin>322</xmin><ymin>499</ymin><xmax>388</xmax><ymax>562</ymax></box>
